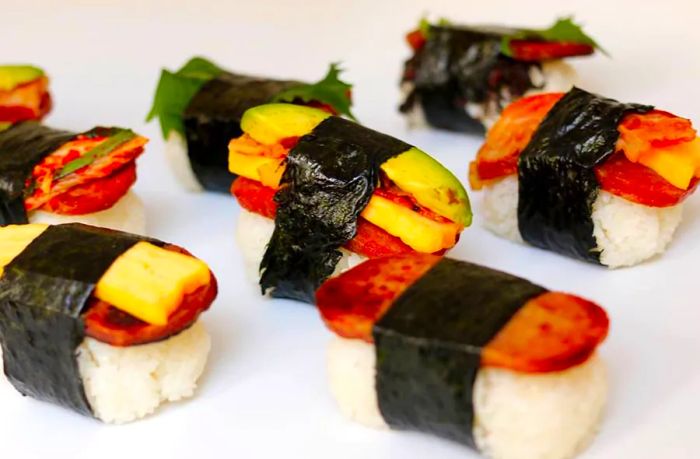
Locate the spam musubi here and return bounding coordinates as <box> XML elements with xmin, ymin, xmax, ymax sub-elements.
<box><xmin>0</xmin><ymin>65</ymin><xmax>51</xmax><ymax>128</ymax></box>
<box><xmin>0</xmin><ymin>223</ymin><xmax>216</xmax><ymax>423</ymax></box>
<box><xmin>317</xmin><ymin>254</ymin><xmax>609</xmax><ymax>459</ymax></box>
<box><xmin>147</xmin><ymin>57</ymin><xmax>354</xmax><ymax>192</ymax></box>
<box><xmin>0</xmin><ymin>122</ymin><xmax>148</xmax><ymax>232</ymax></box>
<box><xmin>469</xmin><ymin>87</ymin><xmax>700</xmax><ymax>267</ymax></box>
<box><xmin>400</xmin><ymin>17</ymin><xmax>600</xmax><ymax>132</ymax></box>
<box><xmin>229</xmin><ymin>103</ymin><xmax>471</xmax><ymax>302</ymax></box>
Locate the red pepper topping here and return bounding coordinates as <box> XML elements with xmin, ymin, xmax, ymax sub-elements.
<box><xmin>406</xmin><ymin>29</ymin><xmax>427</xmax><ymax>51</ymax></box>
<box><xmin>38</xmin><ymin>162</ymin><xmax>137</xmax><ymax>215</ymax></box>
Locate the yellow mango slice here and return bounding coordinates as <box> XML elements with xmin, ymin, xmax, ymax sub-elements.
<box><xmin>639</xmin><ymin>138</ymin><xmax>700</xmax><ymax>189</ymax></box>
<box><xmin>228</xmin><ymin>151</ymin><xmax>278</xmax><ymax>178</ymax></box>
<box><xmin>361</xmin><ymin>196</ymin><xmax>460</xmax><ymax>253</ymax></box>
<box><xmin>0</xmin><ymin>224</ymin><xmax>49</xmax><ymax>276</ymax></box>
<box><xmin>95</xmin><ymin>242</ymin><xmax>210</xmax><ymax>326</ymax></box>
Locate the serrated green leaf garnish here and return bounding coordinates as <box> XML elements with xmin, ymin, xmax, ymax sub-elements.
<box><xmin>417</xmin><ymin>16</ymin><xmax>451</xmax><ymax>38</ymax></box>
<box><xmin>273</xmin><ymin>63</ymin><xmax>356</xmax><ymax>121</ymax></box>
<box><xmin>501</xmin><ymin>17</ymin><xmax>607</xmax><ymax>57</ymax></box>
<box><xmin>146</xmin><ymin>57</ymin><xmax>224</xmax><ymax>138</ymax></box>
<box><xmin>55</xmin><ymin>129</ymin><xmax>137</xmax><ymax>179</ymax></box>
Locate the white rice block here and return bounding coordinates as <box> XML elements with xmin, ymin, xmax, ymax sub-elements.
<box><xmin>403</xmin><ymin>60</ymin><xmax>577</xmax><ymax>130</ymax></box>
<box><xmin>400</xmin><ymin>82</ymin><xmax>430</xmax><ymax>130</ymax></box>
<box><xmin>591</xmin><ymin>192</ymin><xmax>682</xmax><ymax>267</ymax></box>
<box><xmin>77</xmin><ymin>320</ymin><xmax>210</xmax><ymax>424</ymax></box>
<box><xmin>527</xmin><ymin>60</ymin><xmax>579</xmax><ymax>95</ymax></box>
<box><xmin>327</xmin><ymin>335</ymin><xmax>606</xmax><ymax>459</ymax></box>
<box><xmin>164</xmin><ymin>131</ymin><xmax>204</xmax><ymax>192</ymax></box>
<box><xmin>479</xmin><ymin>175</ymin><xmax>683</xmax><ymax>268</ymax></box>
<box><xmin>235</xmin><ymin>208</ymin><xmax>366</xmax><ymax>284</ymax></box>
<box><xmin>28</xmin><ymin>191</ymin><xmax>146</xmax><ymax>235</ymax></box>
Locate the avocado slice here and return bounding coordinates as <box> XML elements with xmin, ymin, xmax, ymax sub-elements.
<box><xmin>381</xmin><ymin>147</ymin><xmax>472</xmax><ymax>227</ymax></box>
<box><xmin>0</xmin><ymin>65</ymin><xmax>44</xmax><ymax>92</ymax></box>
<box><xmin>241</xmin><ymin>103</ymin><xmax>330</xmax><ymax>145</ymax></box>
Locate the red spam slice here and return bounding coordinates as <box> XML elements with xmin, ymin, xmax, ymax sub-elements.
<box><xmin>83</xmin><ymin>245</ymin><xmax>217</xmax><ymax>347</ymax></box>
<box><xmin>231</xmin><ymin>176</ymin><xmax>278</xmax><ymax>219</ymax></box>
<box><xmin>231</xmin><ymin>176</ymin><xmax>416</xmax><ymax>258</ymax></box>
<box><xmin>317</xmin><ymin>254</ymin><xmax>440</xmax><ymax>340</ymax></box>
<box><xmin>595</xmin><ymin>153</ymin><xmax>699</xmax><ymax>207</ymax></box>
<box><xmin>508</xmin><ymin>40</ymin><xmax>595</xmax><ymax>62</ymax></box>
<box><xmin>317</xmin><ymin>254</ymin><xmax>609</xmax><ymax>373</ymax></box>
<box><xmin>483</xmin><ymin>291</ymin><xmax>609</xmax><ymax>372</ymax></box>
<box><xmin>344</xmin><ymin>219</ymin><xmax>415</xmax><ymax>258</ymax></box>
<box><xmin>471</xmin><ymin>92</ymin><xmax>563</xmax><ymax>186</ymax></box>
<box><xmin>38</xmin><ymin>162</ymin><xmax>137</xmax><ymax>215</ymax></box>
<box><xmin>0</xmin><ymin>77</ymin><xmax>52</xmax><ymax>123</ymax></box>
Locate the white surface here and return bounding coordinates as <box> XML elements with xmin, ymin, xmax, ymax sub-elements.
<box><xmin>1</xmin><ymin>0</ymin><xmax>700</xmax><ymax>458</ymax></box>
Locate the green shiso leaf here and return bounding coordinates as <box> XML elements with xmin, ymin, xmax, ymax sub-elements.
<box><xmin>0</xmin><ymin>122</ymin><xmax>10</xmax><ymax>132</ymax></box>
<box><xmin>272</xmin><ymin>63</ymin><xmax>357</xmax><ymax>121</ymax></box>
<box><xmin>146</xmin><ymin>57</ymin><xmax>224</xmax><ymax>138</ymax></box>
<box><xmin>55</xmin><ymin>129</ymin><xmax>136</xmax><ymax>179</ymax></box>
<box><xmin>501</xmin><ymin>17</ymin><xmax>608</xmax><ymax>57</ymax></box>
<box><xmin>419</xmin><ymin>17</ymin><xmax>432</xmax><ymax>36</ymax></box>
<box><xmin>417</xmin><ymin>16</ymin><xmax>451</xmax><ymax>38</ymax></box>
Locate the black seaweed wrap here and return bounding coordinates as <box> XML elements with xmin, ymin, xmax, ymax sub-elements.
<box><xmin>0</xmin><ymin>122</ymin><xmax>74</xmax><ymax>225</ymax></box>
<box><xmin>373</xmin><ymin>258</ymin><xmax>546</xmax><ymax>448</ymax></box>
<box><xmin>400</xmin><ymin>25</ymin><xmax>538</xmax><ymax>133</ymax></box>
<box><xmin>0</xmin><ymin>224</ymin><xmax>161</xmax><ymax>416</ymax></box>
<box><xmin>517</xmin><ymin>87</ymin><xmax>652</xmax><ymax>263</ymax></box>
<box><xmin>259</xmin><ymin>117</ymin><xmax>410</xmax><ymax>303</ymax></box>
<box><xmin>183</xmin><ymin>73</ymin><xmax>300</xmax><ymax>192</ymax></box>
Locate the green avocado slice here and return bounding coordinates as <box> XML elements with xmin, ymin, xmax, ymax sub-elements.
<box><xmin>0</xmin><ymin>65</ymin><xmax>45</xmax><ymax>92</ymax></box>
<box><xmin>381</xmin><ymin>148</ymin><xmax>472</xmax><ymax>227</ymax></box>
<box><xmin>241</xmin><ymin>103</ymin><xmax>330</xmax><ymax>145</ymax></box>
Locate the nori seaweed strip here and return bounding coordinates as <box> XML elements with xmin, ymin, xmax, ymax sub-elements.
<box><xmin>0</xmin><ymin>122</ymin><xmax>74</xmax><ymax>225</ymax></box>
<box><xmin>374</xmin><ymin>258</ymin><xmax>546</xmax><ymax>448</ymax></box>
<box><xmin>183</xmin><ymin>73</ymin><xmax>300</xmax><ymax>192</ymax></box>
<box><xmin>0</xmin><ymin>223</ymin><xmax>162</xmax><ymax>416</ymax></box>
<box><xmin>517</xmin><ymin>87</ymin><xmax>651</xmax><ymax>263</ymax></box>
<box><xmin>260</xmin><ymin>117</ymin><xmax>410</xmax><ymax>303</ymax></box>
<box><xmin>400</xmin><ymin>25</ymin><xmax>538</xmax><ymax>133</ymax></box>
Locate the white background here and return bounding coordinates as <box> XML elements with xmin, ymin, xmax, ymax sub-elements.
<box><xmin>2</xmin><ymin>0</ymin><xmax>700</xmax><ymax>457</ymax></box>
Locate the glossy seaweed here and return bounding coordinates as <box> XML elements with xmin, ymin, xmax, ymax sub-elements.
<box><xmin>400</xmin><ymin>25</ymin><xmax>537</xmax><ymax>133</ymax></box>
<box><xmin>260</xmin><ymin>117</ymin><xmax>410</xmax><ymax>303</ymax></box>
<box><xmin>0</xmin><ymin>224</ymin><xmax>160</xmax><ymax>416</ymax></box>
<box><xmin>0</xmin><ymin>122</ymin><xmax>74</xmax><ymax>225</ymax></box>
<box><xmin>183</xmin><ymin>73</ymin><xmax>299</xmax><ymax>192</ymax></box>
<box><xmin>373</xmin><ymin>258</ymin><xmax>545</xmax><ymax>447</ymax></box>
<box><xmin>517</xmin><ymin>87</ymin><xmax>651</xmax><ymax>263</ymax></box>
